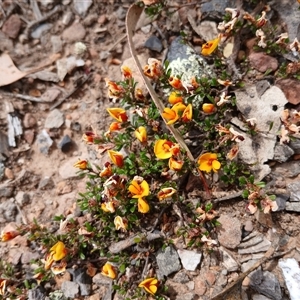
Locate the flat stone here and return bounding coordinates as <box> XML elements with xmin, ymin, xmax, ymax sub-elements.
<box><xmin>2</xmin><ymin>14</ymin><xmax>22</xmax><ymax>39</ymax></box>
<box><xmin>51</xmin><ymin>35</ymin><xmax>63</xmax><ymax>53</ymax></box>
<box><xmin>244</xmin><ymin>220</ymin><xmax>254</xmax><ymax>232</ymax></box>
<box><xmin>45</xmin><ymin>109</ymin><xmax>64</xmax><ymax>129</ymax></box>
<box><xmin>28</xmin><ymin>286</ymin><xmax>47</xmax><ymax>300</ymax></box>
<box><xmin>194</xmin><ymin>277</ymin><xmax>207</xmax><ymax>296</ymax></box>
<box><xmin>144</xmin><ymin>35</ymin><xmax>163</xmax><ymax>53</ymax></box>
<box><xmin>217</xmin><ymin>214</ymin><xmax>242</xmax><ymax>249</ymax></box>
<box><xmin>238</xmin><ymin>237</ymin><xmax>271</xmax><ymax>254</ymax></box>
<box><xmin>241</xmin><ymin>259</ymin><xmax>260</xmax><ymax>273</ymax></box>
<box><xmin>220</xmin><ymin>246</ymin><xmax>239</xmax><ymax>272</ymax></box>
<box><xmin>31</xmin><ymin>23</ymin><xmax>52</xmax><ymax>39</ymax></box>
<box><xmin>23</xmin><ymin>113</ymin><xmax>37</xmax><ymax>129</ymax></box>
<box><xmin>273</xmin><ymin>143</ymin><xmax>294</xmax><ymax>163</ymax></box>
<box><xmin>276</xmin><ymin>78</ymin><xmax>300</xmax><ymax>105</ymax></box>
<box><xmin>59</xmin><ymin>158</ymin><xmax>80</xmax><ymax>179</ymax></box>
<box><xmin>239</xmin><ymin>233</ymin><xmax>264</xmax><ymax>248</ymax></box>
<box><xmin>287</xmin><ymin>182</ymin><xmax>300</xmax><ymax>202</ymax></box>
<box><xmin>173</xmin><ymin>271</ymin><xmax>190</xmax><ymax>284</ymax></box>
<box><xmin>36</xmin><ymin>129</ymin><xmax>53</xmax><ymax>155</ymax></box>
<box><xmin>250</xmin><ymin>271</ymin><xmax>282</xmax><ymax>300</ymax></box>
<box><xmin>41</xmin><ymin>88</ymin><xmax>61</xmax><ymax>102</ymax></box>
<box><xmin>177</xmin><ymin>249</ymin><xmax>201</xmax><ymax>271</ymax></box>
<box><xmin>176</xmin><ymin>292</ymin><xmax>194</xmax><ymax>300</ymax></box>
<box><xmin>62</xmin><ymin>22</ymin><xmax>86</xmax><ymax>43</ymax></box>
<box><xmin>252</xmin><ymin>295</ymin><xmax>272</xmax><ymax>300</ymax></box>
<box><xmin>61</xmin><ymin>281</ymin><xmax>80</xmax><ymax>298</ymax></box>
<box><xmin>156</xmin><ymin>246</ymin><xmax>181</xmax><ymax>277</ymax></box>
<box><xmin>274</xmin><ymin>161</ymin><xmax>300</xmax><ymax>177</ymax></box>
<box><xmin>285</xmin><ymin>201</ymin><xmax>300</xmax><ymax>212</ymax></box>
<box><xmin>24</xmin><ymin>129</ymin><xmax>35</xmax><ymax>145</ymax></box>
<box><xmin>249</xmin><ymin>52</ymin><xmax>278</xmax><ymax>73</ymax></box>
<box><xmin>275</xmin><ymin>194</ymin><xmax>288</xmax><ymax>211</ymax></box>
<box><xmin>278</xmin><ymin>258</ymin><xmax>300</xmax><ymax>300</ymax></box>
<box><xmin>73</xmin><ymin>0</ymin><xmax>92</xmax><ymax>17</ymax></box>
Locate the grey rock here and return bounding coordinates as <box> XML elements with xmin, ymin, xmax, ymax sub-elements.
<box><xmin>249</xmin><ymin>52</ymin><xmax>278</xmax><ymax>73</ymax></box>
<box><xmin>275</xmin><ymin>194</ymin><xmax>288</xmax><ymax>211</ymax></box>
<box><xmin>278</xmin><ymin>258</ymin><xmax>300</xmax><ymax>300</ymax></box>
<box><xmin>0</xmin><ymin>162</ymin><xmax>4</xmax><ymax>181</ymax></box>
<box><xmin>220</xmin><ymin>246</ymin><xmax>239</xmax><ymax>272</ymax></box>
<box><xmin>0</xmin><ymin>200</ymin><xmax>17</xmax><ymax>221</ymax></box>
<box><xmin>38</xmin><ymin>177</ymin><xmax>55</xmax><ymax>190</ymax></box>
<box><xmin>217</xmin><ymin>214</ymin><xmax>242</xmax><ymax>249</ymax></box>
<box><xmin>173</xmin><ymin>271</ymin><xmax>190</xmax><ymax>283</ymax></box>
<box><xmin>156</xmin><ymin>246</ymin><xmax>181</xmax><ymax>277</ymax></box>
<box><xmin>216</xmin><ymin>273</ymin><xmax>227</xmax><ymax>288</ymax></box>
<box><xmin>238</xmin><ymin>237</ymin><xmax>271</xmax><ymax>254</ymax></box>
<box><xmin>58</xmin><ymin>135</ymin><xmax>73</xmax><ymax>153</ymax></box>
<box><xmin>0</xmin><ymin>182</ymin><xmax>14</xmax><ymax>198</ymax></box>
<box><xmin>144</xmin><ymin>35</ymin><xmax>163</xmax><ymax>53</ymax></box>
<box><xmin>234</xmin><ymin>85</ymin><xmax>287</xmax><ymax>180</ymax></box>
<box><xmin>285</xmin><ymin>201</ymin><xmax>300</xmax><ymax>212</ymax></box>
<box><xmin>21</xmin><ymin>250</ymin><xmax>40</xmax><ymax>264</ymax></box>
<box><xmin>244</xmin><ymin>220</ymin><xmax>254</xmax><ymax>232</ymax></box>
<box><xmin>289</xmin><ymin>138</ymin><xmax>300</xmax><ymax>154</ymax></box>
<box><xmin>287</xmin><ymin>182</ymin><xmax>300</xmax><ymax>201</ymax></box>
<box><xmin>200</xmin><ymin>0</ymin><xmax>236</xmax><ymax>16</ymax></box>
<box><xmin>239</xmin><ymin>233</ymin><xmax>264</xmax><ymax>248</ymax></box>
<box><xmin>272</xmin><ymin>1</ymin><xmax>300</xmax><ymax>41</ymax></box>
<box><xmin>92</xmin><ymin>273</ymin><xmax>112</xmax><ymax>285</ymax></box>
<box><xmin>51</xmin><ymin>35</ymin><xmax>63</xmax><ymax>53</ymax></box>
<box><xmin>176</xmin><ymin>292</ymin><xmax>194</xmax><ymax>300</ymax></box>
<box><xmin>45</xmin><ymin>109</ymin><xmax>64</xmax><ymax>129</ymax></box>
<box><xmin>115</xmin><ymin>6</ymin><xmax>126</xmax><ymax>20</ymax></box>
<box><xmin>41</xmin><ymin>88</ymin><xmax>61</xmax><ymax>102</ymax></box>
<box><xmin>167</xmin><ymin>37</ymin><xmax>213</xmax><ymax>96</ymax></box>
<box><xmin>28</xmin><ymin>286</ymin><xmax>46</xmax><ymax>300</ymax></box>
<box><xmin>73</xmin><ymin>0</ymin><xmax>92</xmax><ymax>18</ymax></box>
<box><xmin>177</xmin><ymin>249</ymin><xmax>201</xmax><ymax>271</ymax></box>
<box><xmin>73</xmin><ymin>269</ymin><xmax>92</xmax><ymax>296</ymax></box>
<box><xmin>15</xmin><ymin>192</ymin><xmax>30</xmax><ymax>206</ymax></box>
<box><xmin>36</xmin><ymin>129</ymin><xmax>53</xmax><ymax>155</ymax></box>
<box><xmin>61</xmin><ymin>281</ymin><xmax>79</xmax><ymax>298</ymax></box>
<box><xmin>241</xmin><ymin>259</ymin><xmax>260</xmax><ymax>273</ymax></box>
<box><xmin>250</xmin><ymin>271</ymin><xmax>282</xmax><ymax>300</ymax></box>
<box><xmin>252</xmin><ymin>295</ymin><xmax>272</xmax><ymax>300</ymax></box>
<box><xmin>273</xmin><ymin>143</ymin><xmax>294</xmax><ymax>163</ymax></box>
<box><xmin>240</xmin><ymin>253</ymin><xmax>265</xmax><ymax>264</ymax></box>
<box><xmin>62</xmin><ymin>11</ymin><xmax>74</xmax><ymax>26</ymax></box>
<box><xmin>274</xmin><ymin>161</ymin><xmax>300</xmax><ymax>178</ymax></box>
<box><xmin>31</xmin><ymin>23</ymin><xmax>52</xmax><ymax>39</ymax></box>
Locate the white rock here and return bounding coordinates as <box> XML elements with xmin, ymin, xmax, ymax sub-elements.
<box><xmin>278</xmin><ymin>258</ymin><xmax>300</xmax><ymax>300</ymax></box>
<box><xmin>177</xmin><ymin>249</ymin><xmax>202</xmax><ymax>271</ymax></box>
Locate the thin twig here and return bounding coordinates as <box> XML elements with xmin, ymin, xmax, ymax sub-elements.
<box><xmin>0</xmin><ymin>91</ymin><xmax>48</xmax><ymax>103</ymax></box>
<box><xmin>24</xmin><ymin>5</ymin><xmax>62</xmax><ymax>39</ymax></box>
<box><xmin>50</xmin><ymin>73</ymin><xmax>92</xmax><ymax>110</ymax></box>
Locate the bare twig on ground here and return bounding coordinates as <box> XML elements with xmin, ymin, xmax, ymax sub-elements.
<box><xmin>0</xmin><ymin>91</ymin><xmax>48</xmax><ymax>103</ymax></box>
<box><xmin>50</xmin><ymin>73</ymin><xmax>92</xmax><ymax>110</ymax></box>
<box><xmin>24</xmin><ymin>5</ymin><xmax>62</xmax><ymax>39</ymax></box>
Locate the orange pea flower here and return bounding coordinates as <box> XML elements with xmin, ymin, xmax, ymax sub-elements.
<box><xmin>0</xmin><ymin>279</ymin><xmax>7</xmax><ymax>296</ymax></box>
<box><xmin>108</xmin><ymin>150</ymin><xmax>124</xmax><ymax>167</ymax></box>
<box><xmin>135</xmin><ymin>126</ymin><xmax>147</xmax><ymax>142</ymax></box>
<box><xmin>73</xmin><ymin>159</ymin><xmax>88</xmax><ymax>170</ymax></box>
<box><xmin>101</xmin><ymin>262</ymin><xmax>117</xmax><ymax>279</ymax></box>
<box><xmin>168</xmin><ymin>157</ymin><xmax>184</xmax><ymax>171</ymax></box>
<box><xmin>181</xmin><ymin>103</ymin><xmax>193</xmax><ymax>122</ymax></box>
<box><xmin>154</xmin><ymin>139</ymin><xmax>180</xmax><ymax>159</ymax></box>
<box><xmin>143</xmin><ymin>58</ymin><xmax>163</xmax><ymax>79</ymax></box>
<box><xmin>135</xmin><ymin>88</ymin><xmax>146</xmax><ymax>101</ymax></box>
<box><xmin>157</xmin><ymin>187</ymin><xmax>177</xmax><ymax>201</ymax></box>
<box><xmin>45</xmin><ymin>241</ymin><xmax>67</xmax><ymax>270</ymax></box>
<box><xmin>105</xmin><ymin>78</ymin><xmax>124</xmax><ymax>100</ymax></box>
<box><xmin>138</xmin><ymin>198</ymin><xmax>150</xmax><ymax>213</ymax></box>
<box><xmin>138</xmin><ymin>278</ymin><xmax>159</xmax><ymax>295</ymax></box>
<box><xmin>121</xmin><ymin>65</ymin><xmax>132</xmax><ymax>79</ymax></box>
<box><xmin>202</xmin><ymin>103</ymin><xmax>216</xmax><ymax>114</ymax></box>
<box><xmin>109</xmin><ymin>122</ymin><xmax>122</xmax><ymax>132</ymax></box>
<box><xmin>201</xmin><ymin>36</ymin><xmax>220</xmax><ymax>56</ymax></box>
<box><xmin>100</xmin><ymin>162</ymin><xmax>113</xmax><ymax>177</ymax></box>
<box><xmin>82</xmin><ymin>131</ymin><xmax>97</xmax><ymax>144</ymax></box>
<box><xmin>114</xmin><ymin>216</ymin><xmax>128</xmax><ymax>231</ymax></box>
<box><xmin>198</xmin><ymin>153</ymin><xmax>221</xmax><ymax>173</ymax></box>
<box><xmin>1</xmin><ymin>230</ymin><xmax>19</xmax><ymax>242</ymax></box>
<box><xmin>101</xmin><ymin>201</ymin><xmax>115</xmax><ymax>213</ymax></box>
<box><xmin>162</xmin><ymin>107</ymin><xmax>180</xmax><ymax>125</ymax></box>
<box><xmin>168</xmin><ymin>91</ymin><xmax>183</xmax><ymax>104</ymax></box>
<box><xmin>107</xmin><ymin>108</ymin><xmax>128</xmax><ymax>122</ymax></box>
<box><xmin>168</xmin><ymin>76</ymin><xmax>183</xmax><ymax>89</ymax></box>
<box><xmin>128</xmin><ymin>179</ymin><xmax>149</xmax><ymax>198</ymax></box>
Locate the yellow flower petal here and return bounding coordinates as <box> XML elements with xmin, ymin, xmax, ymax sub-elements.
<box><xmin>201</xmin><ymin>37</ymin><xmax>220</xmax><ymax>56</ymax></box>
<box><xmin>138</xmin><ymin>198</ymin><xmax>150</xmax><ymax>213</ymax></box>
<box><xmin>50</xmin><ymin>241</ymin><xmax>67</xmax><ymax>261</ymax></box>
<box><xmin>108</xmin><ymin>150</ymin><xmax>124</xmax><ymax>167</ymax></box>
<box><xmin>139</xmin><ymin>278</ymin><xmax>158</xmax><ymax>295</ymax></box>
<box><xmin>107</xmin><ymin>108</ymin><xmax>128</xmax><ymax>122</ymax></box>
<box><xmin>135</xmin><ymin>126</ymin><xmax>147</xmax><ymax>142</ymax></box>
<box><xmin>154</xmin><ymin>139</ymin><xmax>174</xmax><ymax>159</ymax></box>
<box><xmin>101</xmin><ymin>262</ymin><xmax>117</xmax><ymax>279</ymax></box>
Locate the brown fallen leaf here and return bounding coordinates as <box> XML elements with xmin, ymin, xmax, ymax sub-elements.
<box><xmin>0</xmin><ymin>53</ymin><xmax>60</xmax><ymax>87</ymax></box>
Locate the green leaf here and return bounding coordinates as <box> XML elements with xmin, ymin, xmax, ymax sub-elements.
<box><xmin>242</xmin><ymin>190</ymin><xmax>249</xmax><ymax>198</ymax></box>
